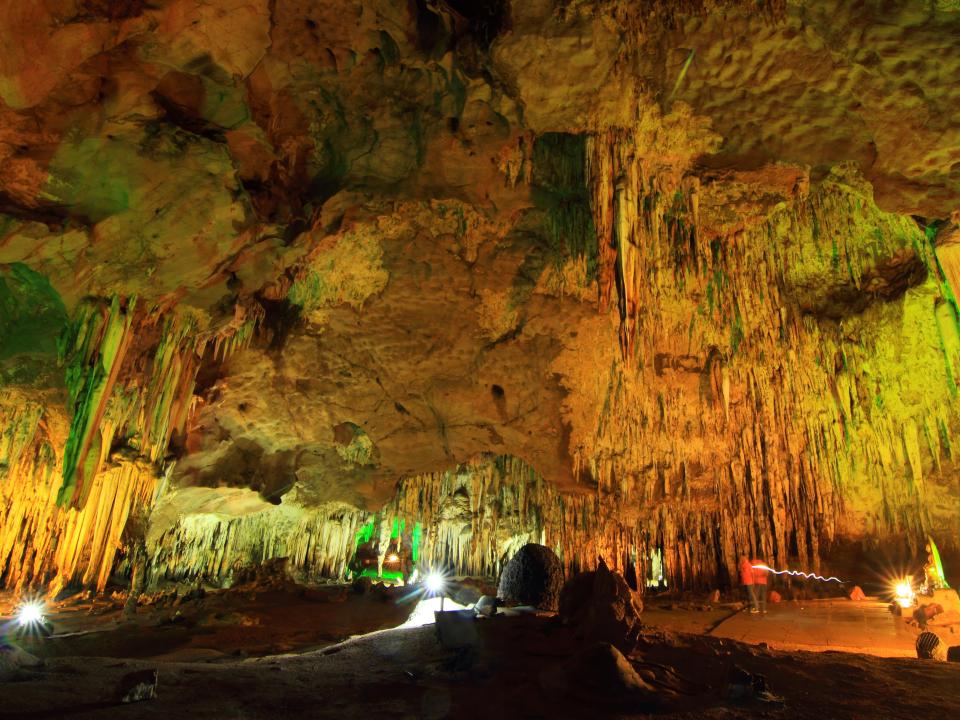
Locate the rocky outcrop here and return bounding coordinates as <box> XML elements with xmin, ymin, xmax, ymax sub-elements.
<box><xmin>559</xmin><ymin>558</ymin><xmax>644</xmax><ymax>648</ymax></box>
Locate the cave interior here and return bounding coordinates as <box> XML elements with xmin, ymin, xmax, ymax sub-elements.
<box><xmin>1</xmin><ymin>0</ymin><xmax>960</xmax><ymax>717</ymax></box>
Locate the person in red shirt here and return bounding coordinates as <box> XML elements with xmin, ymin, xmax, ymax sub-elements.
<box><xmin>751</xmin><ymin>558</ymin><xmax>769</xmax><ymax>614</ymax></box>
<box><xmin>739</xmin><ymin>556</ymin><xmax>758</xmax><ymax>613</ymax></box>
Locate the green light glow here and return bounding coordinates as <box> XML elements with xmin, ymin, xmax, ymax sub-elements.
<box><xmin>929</xmin><ymin>537</ymin><xmax>950</xmax><ymax>589</ymax></box>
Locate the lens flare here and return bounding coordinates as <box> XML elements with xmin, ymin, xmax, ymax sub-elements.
<box><xmin>386</xmin><ymin>553</ymin><xmax>399</xmax><ymax>563</ymax></box>
<box><xmin>425</xmin><ymin>572</ymin><xmax>445</xmax><ymax>594</ymax></box>
<box><xmin>16</xmin><ymin>600</ymin><xmax>45</xmax><ymax>627</ymax></box>
<box><xmin>893</xmin><ymin>578</ymin><xmax>915</xmax><ymax>608</ymax></box>
<box><xmin>752</xmin><ymin>564</ymin><xmax>845</xmax><ymax>583</ymax></box>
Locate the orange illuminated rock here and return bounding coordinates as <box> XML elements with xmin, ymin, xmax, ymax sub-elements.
<box><xmin>1</xmin><ymin>0</ymin><xmax>959</xmax><ymax>596</ymax></box>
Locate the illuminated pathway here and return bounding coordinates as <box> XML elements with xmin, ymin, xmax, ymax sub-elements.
<box><xmin>710</xmin><ymin>598</ymin><xmax>920</xmax><ymax>657</ymax></box>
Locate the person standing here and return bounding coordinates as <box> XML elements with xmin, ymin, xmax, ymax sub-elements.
<box><xmin>751</xmin><ymin>557</ymin><xmax>769</xmax><ymax>614</ymax></box>
<box><xmin>739</xmin><ymin>556</ymin><xmax>758</xmax><ymax>614</ymax></box>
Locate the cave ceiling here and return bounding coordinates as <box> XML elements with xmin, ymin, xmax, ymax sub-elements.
<box><xmin>2</xmin><ymin>0</ymin><xmax>960</xmax><ymax>590</ymax></box>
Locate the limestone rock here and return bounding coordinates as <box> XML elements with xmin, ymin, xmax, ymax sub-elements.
<box><xmin>1</xmin><ymin>0</ymin><xmax>960</xmax><ymax>599</ymax></box>
<box><xmin>559</xmin><ymin>558</ymin><xmax>643</xmax><ymax>650</ymax></box>
<box><xmin>498</xmin><ymin>543</ymin><xmax>564</xmax><ymax>611</ymax></box>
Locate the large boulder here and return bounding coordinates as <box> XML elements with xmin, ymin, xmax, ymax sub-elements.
<box><xmin>559</xmin><ymin>557</ymin><xmax>643</xmax><ymax>649</ymax></box>
<box><xmin>498</xmin><ymin>543</ymin><xmax>564</xmax><ymax>611</ymax></box>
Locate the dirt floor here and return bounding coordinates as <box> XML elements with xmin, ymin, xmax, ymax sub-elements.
<box><xmin>3</xmin><ymin>584</ymin><xmax>960</xmax><ymax>719</ymax></box>
<box><xmin>1</xmin><ymin>583</ymin><xmax>416</xmax><ymax>662</ymax></box>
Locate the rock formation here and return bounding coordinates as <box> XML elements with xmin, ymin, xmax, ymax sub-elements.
<box><xmin>1</xmin><ymin>0</ymin><xmax>959</xmax><ymax>595</ymax></box>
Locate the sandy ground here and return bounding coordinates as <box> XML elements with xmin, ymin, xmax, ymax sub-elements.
<box><xmin>711</xmin><ymin>598</ymin><xmax>919</xmax><ymax>656</ymax></box>
<box><xmin>3</xmin><ymin>585</ymin><xmax>960</xmax><ymax>719</ymax></box>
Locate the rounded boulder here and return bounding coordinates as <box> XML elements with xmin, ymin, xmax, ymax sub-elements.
<box><xmin>498</xmin><ymin>543</ymin><xmax>564</xmax><ymax>611</ymax></box>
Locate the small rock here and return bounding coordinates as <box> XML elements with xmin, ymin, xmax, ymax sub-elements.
<box><xmin>725</xmin><ymin>664</ymin><xmax>780</xmax><ymax>703</ymax></box>
<box><xmin>352</xmin><ymin>576</ymin><xmax>373</xmax><ymax>595</ymax></box>
<box><xmin>913</xmin><ymin>603</ymin><xmax>944</xmax><ymax>629</ymax></box>
<box><xmin>473</xmin><ymin>595</ymin><xmax>499</xmax><ymax>617</ymax></box>
<box><xmin>117</xmin><ymin>668</ymin><xmax>158</xmax><ymax>703</ymax></box>
<box><xmin>450</xmin><ymin>584</ymin><xmax>482</xmax><ymax>607</ymax></box>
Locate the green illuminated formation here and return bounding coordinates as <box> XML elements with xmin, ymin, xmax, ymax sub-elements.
<box><xmin>929</xmin><ymin>537</ymin><xmax>950</xmax><ymax>589</ymax></box>
<box><xmin>58</xmin><ymin>296</ymin><xmax>136</xmax><ymax>508</ymax></box>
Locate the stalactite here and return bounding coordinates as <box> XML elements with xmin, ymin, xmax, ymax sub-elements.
<box><xmin>582</xmin><ymin>133</ymin><xmax>960</xmax><ymax>585</ymax></box>
<box><xmin>145</xmin><ymin>491</ymin><xmax>370</xmax><ymax>587</ymax></box>
<box><xmin>143</xmin><ymin>455</ymin><xmax>746</xmax><ymax>592</ymax></box>
<box><xmin>1</xmin><ymin>298</ymin><xmax>264</xmax><ymax>592</ymax></box>
<box><xmin>0</xmin><ymin>391</ymin><xmax>159</xmax><ymax>592</ymax></box>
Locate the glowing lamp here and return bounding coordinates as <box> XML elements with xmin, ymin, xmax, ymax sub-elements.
<box><xmin>425</xmin><ymin>572</ymin><xmax>445</xmax><ymax>594</ymax></box>
<box><xmin>16</xmin><ymin>601</ymin><xmax>45</xmax><ymax>628</ymax></box>
<box><xmin>894</xmin><ymin>579</ymin><xmax>915</xmax><ymax>608</ymax></box>
<box><xmin>386</xmin><ymin>553</ymin><xmax>400</xmax><ymax>563</ymax></box>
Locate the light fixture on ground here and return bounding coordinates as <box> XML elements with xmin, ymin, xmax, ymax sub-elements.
<box><xmin>14</xmin><ymin>600</ymin><xmax>48</xmax><ymax>636</ymax></box>
<box><xmin>17</xmin><ymin>601</ymin><xmax>44</xmax><ymax>626</ymax></box>
<box><xmin>424</xmin><ymin>571</ymin><xmax>447</xmax><ymax>610</ymax></box>
<box><xmin>894</xmin><ymin>578</ymin><xmax>915</xmax><ymax>608</ymax></box>
<box><xmin>425</xmin><ymin>572</ymin><xmax>445</xmax><ymax>594</ymax></box>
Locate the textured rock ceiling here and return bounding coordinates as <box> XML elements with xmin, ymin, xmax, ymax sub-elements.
<box><xmin>2</xmin><ymin>0</ymin><xmax>960</xmax><ymax>591</ymax></box>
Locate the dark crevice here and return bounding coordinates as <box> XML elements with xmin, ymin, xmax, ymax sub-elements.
<box><xmin>0</xmin><ymin>192</ymin><xmax>84</xmax><ymax>228</ymax></box>
<box><xmin>410</xmin><ymin>0</ymin><xmax>451</xmax><ymax>58</ymax></box>
<box><xmin>150</xmin><ymin>91</ymin><xmax>227</xmax><ymax>144</ymax></box>
<box><xmin>445</xmin><ymin>0</ymin><xmax>509</xmax><ymax>49</ymax></box>
<box><xmin>256</xmin><ymin>295</ymin><xmax>303</xmax><ymax>350</ymax></box>
<box><xmin>796</xmin><ymin>252</ymin><xmax>928</xmax><ymax>320</ymax></box>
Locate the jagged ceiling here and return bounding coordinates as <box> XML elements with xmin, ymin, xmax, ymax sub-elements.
<box><xmin>2</xmin><ymin>0</ymin><xmax>960</xmax><ymax>592</ymax></box>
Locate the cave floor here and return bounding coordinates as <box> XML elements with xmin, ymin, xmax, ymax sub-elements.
<box><xmin>709</xmin><ymin>598</ymin><xmax>929</xmax><ymax>657</ymax></box>
<box><xmin>0</xmin><ymin>583</ymin><xmax>416</xmax><ymax>662</ymax></box>
<box><xmin>3</xmin><ymin>609</ymin><xmax>959</xmax><ymax>720</ymax></box>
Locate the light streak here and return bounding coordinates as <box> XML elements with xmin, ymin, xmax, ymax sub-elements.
<box><xmin>752</xmin><ymin>564</ymin><xmax>845</xmax><ymax>583</ymax></box>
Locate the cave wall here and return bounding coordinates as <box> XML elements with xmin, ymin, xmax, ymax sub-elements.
<box><xmin>2</xmin><ymin>0</ymin><xmax>960</xmax><ymax>592</ymax></box>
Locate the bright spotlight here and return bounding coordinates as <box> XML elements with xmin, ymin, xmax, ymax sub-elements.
<box><xmin>894</xmin><ymin>578</ymin><xmax>915</xmax><ymax>608</ymax></box>
<box><xmin>425</xmin><ymin>572</ymin><xmax>445</xmax><ymax>594</ymax></box>
<box><xmin>16</xmin><ymin>601</ymin><xmax>45</xmax><ymax>627</ymax></box>
<box><xmin>386</xmin><ymin>553</ymin><xmax>399</xmax><ymax>563</ymax></box>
